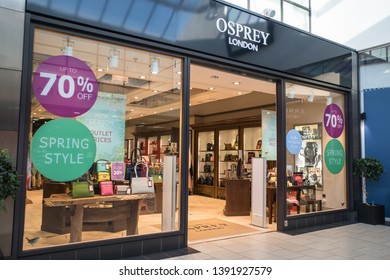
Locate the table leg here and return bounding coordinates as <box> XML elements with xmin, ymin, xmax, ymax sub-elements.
<box><xmin>70</xmin><ymin>204</ymin><xmax>84</xmax><ymax>243</ymax></box>
<box><xmin>126</xmin><ymin>200</ymin><xmax>140</xmax><ymax>235</ymax></box>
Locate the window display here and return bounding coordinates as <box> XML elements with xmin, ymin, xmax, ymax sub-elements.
<box><xmin>24</xmin><ymin>28</ymin><xmax>183</xmax><ymax>250</ymax></box>
<box><xmin>294</xmin><ymin>123</ymin><xmax>323</xmax><ymax>190</ymax></box>
<box><xmin>285</xmin><ymin>83</ymin><xmax>346</xmax><ymax>216</ymax></box>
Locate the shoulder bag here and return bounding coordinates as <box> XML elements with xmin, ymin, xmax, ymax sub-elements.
<box><xmin>72</xmin><ymin>181</ymin><xmax>94</xmax><ymax>198</ymax></box>
<box><xmin>131</xmin><ymin>162</ymin><xmax>155</xmax><ymax>194</ymax></box>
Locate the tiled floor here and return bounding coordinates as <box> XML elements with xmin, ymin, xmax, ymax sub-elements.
<box><xmin>135</xmin><ymin>222</ymin><xmax>390</xmax><ymax>260</ymax></box>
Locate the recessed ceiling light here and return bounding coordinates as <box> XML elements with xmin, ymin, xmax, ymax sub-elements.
<box><xmin>140</xmin><ymin>114</ymin><xmax>144</xmax><ymax>117</ymax></box>
<box><xmin>153</xmin><ymin>90</ymin><xmax>158</xmax><ymax>93</ymax></box>
<box><xmin>169</xmin><ymin>108</ymin><xmax>173</xmax><ymax>110</ymax></box>
<box><xmin>177</xmin><ymin>71</ymin><xmax>182</xmax><ymax>75</ymax></box>
<box><xmin>139</xmin><ymin>75</ymin><xmax>146</xmax><ymax>79</ymax></box>
<box><xmin>238</xmin><ymin>92</ymin><xmax>242</xmax><ymax>95</ymax></box>
<box><xmin>154</xmin><ymin>111</ymin><xmax>157</xmax><ymax>114</ymax></box>
<box><xmin>233</xmin><ymin>81</ymin><xmax>240</xmax><ymax>85</ymax></box>
<box><xmin>208</xmin><ymin>87</ymin><xmax>214</xmax><ymax>90</ymax></box>
<box><xmin>177</xmin><ymin>82</ymin><xmax>181</xmax><ymax>85</ymax></box>
<box><xmin>134</xmin><ymin>96</ymin><xmax>139</xmax><ymax>99</ymax></box>
<box><xmin>97</xmin><ymin>68</ymin><xmax>104</xmax><ymax>72</ymax></box>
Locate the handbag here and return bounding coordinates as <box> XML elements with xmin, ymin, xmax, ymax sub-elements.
<box><xmin>97</xmin><ymin>171</ymin><xmax>110</xmax><ymax>181</ymax></box>
<box><xmin>115</xmin><ymin>184</ymin><xmax>130</xmax><ymax>195</ymax></box>
<box><xmin>71</xmin><ymin>181</ymin><xmax>94</xmax><ymax>198</ymax></box>
<box><xmin>100</xmin><ymin>181</ymin><xmax>114</xmax><ymax>196</ymax></box>
<box><xmin>96</xmin><ymin>159</ymin><xmax>110</xmax><ymax>173</ymax></box>
<box><xmin>204</xmin><ymin>163</ymin><xmax>212</xmax><ymax>173</ymax></box>
<box><xmin>125</xmin><ymin>148</ymin><xmax>144</xmax><ymax>180</ymax></box>
<box><xmin>131</xmin><ymin>162</ymin><xmax>155</xmax><ymax>194</ymax></box>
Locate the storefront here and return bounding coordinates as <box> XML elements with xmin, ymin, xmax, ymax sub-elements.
<box><xmin>4</xmin><ymin>0</ymin><xmax>359</xmax><ymax>259</ymax></box>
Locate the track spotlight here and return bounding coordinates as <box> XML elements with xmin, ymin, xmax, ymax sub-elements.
<box><xmin>263</xmin><ymin>8</ymin><xmax>276</xmax><ymax>18</ymax></box>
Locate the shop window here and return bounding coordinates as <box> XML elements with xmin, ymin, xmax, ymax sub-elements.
<box><xmin>24</xmin><ymin>28</ymin><xmax>183</xmax><ymax>250</ymax></box>
<box><xmin>285</xmin><ymin>82</ymin><xmax>347</xmax><ymax>216</ymax></box>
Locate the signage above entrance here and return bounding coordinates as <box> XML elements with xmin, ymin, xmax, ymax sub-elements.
<box><xmin>215</xmin><ymin>18</ymin><xmax>271</xmax><ymax>52</ymax></box>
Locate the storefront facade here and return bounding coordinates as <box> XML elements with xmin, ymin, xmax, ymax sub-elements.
<box><xmin>1</xmin><ymin>0</ymin><xmax>359</xmax><ymax>259</ymax></box>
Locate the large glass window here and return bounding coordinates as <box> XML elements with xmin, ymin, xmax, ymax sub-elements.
<box><xmin>24</xmin><ymin>28</ymin><xmax>182</xmax><ymax>250</ymax></box>
<box><xmin>285</xmin><ymin>83</ymin><xmax>346</xmax><ymax>216</ymax></box>
<box><xmin>224</xmin><ymin>0</ymin><xmax>311</xmax><ymax>32</ymax></box>
<box><xmin>283</xmin><ymin>2</ymin><xmax>310</xmax><ymax>31</ymax></box>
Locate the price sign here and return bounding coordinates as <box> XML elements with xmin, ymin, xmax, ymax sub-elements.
<box><xmin>111</xmin><ymin>162</ymin><xmax>125</xmax><ymax>180</ymax></box>
<box><xmin>323</xmin><ymin>103</ymin><xmax>344</xmax><ymax>138</ymax></box>
<box><xmin>33</xmin><ymin>55</ymin><xmax>98</xmax><ymax>118</ymax></box>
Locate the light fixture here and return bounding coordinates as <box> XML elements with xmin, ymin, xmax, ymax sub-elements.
<box><xmin>62</xmin><ymin>37</ymin><xmax>74</xmax><ymax>56</ymax></box>
<box><xmin>288</xmin><ymin>88</ymin><xmax>295</xmax><ymax>99</ymax></box>
<box><xmin>308</xmin><ymin>95</ymin><xmax>314</xmax><ymax>102</ymax></box>
<box><xmin>263</xmin><ymin>8</ymin><xmax>276</xmax><ymax>18</ymax></box>
<box><xmin>109</xmin><ymin>48</ymin><xmax>120</xmax><ymax>68</ymax></box>
<box><xmin>233</xmin><ymin>81</ymin><xmax>240</xmax><ymax>85</ymax></box>
<box><xmin>326</xmin><ymin>97</ymin><xmax>333</xmax><ymax>105</ymax></box>
<box><xmin>151</xmin><ymin>58</ymin><xmax>159</xmax><ymax>74</ymax></box>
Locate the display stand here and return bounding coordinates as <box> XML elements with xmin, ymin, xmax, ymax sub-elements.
<box><xmin>251</xmin><ymin>157</ymin><xmax>267</xmax><ymax>227</ymax></box>
<box><xmin>162</xmin><ymin>155</ymin><xmax>176</xmax><ymax>231</ymax></box>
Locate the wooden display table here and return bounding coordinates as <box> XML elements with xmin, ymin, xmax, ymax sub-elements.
<box><xmin>223</xmin><ymin>179</ymin><xmax>251</xmax><ymax>216</ymax></box>
<box><xmin>44</xmin><ymin>193</ymin><xmax>155</xmax><ymax>243</ymax></box>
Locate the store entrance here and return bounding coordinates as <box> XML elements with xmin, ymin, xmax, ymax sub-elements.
<box><xmin>188</xmin><ymin>63</ymin><xmax>277</xmax><ymax>243</ymax></box>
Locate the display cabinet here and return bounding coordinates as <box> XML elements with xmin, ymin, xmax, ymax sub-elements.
<box><xmin>223</xmin><ymin>179</ymin><xmax>251</xmax><ymax>216</ymax></box>
<box><xmin>218</xmin><ymin>128</ymin><xmax>239</xmax><ymax>186</ymax></box>
<box><xmin>192</xmin><ymin>118</ymin><xmax>263</xmax><ymax>199</ymax></box>
<box><xmin>195</xmin><ymin>130</ymin><xmax>215</xmax><ymax>197</ymax></box>
<box><xmin>242</xmin><ymin>126</ymin><xmax>262</xmax><ymax>179</ymax></box>
<box><xmin>135</xmin><ymin>130</ymin><xmax>179</xmax><ymax>164</ymax></box>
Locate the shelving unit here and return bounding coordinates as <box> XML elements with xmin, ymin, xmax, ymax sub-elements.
<box><xmin>195</xmin><ymin>130</ymin><xmax>215</xmax><ymax>197</ymax></box>
<box><xmin>192</xmin><ymin>119</ymin><xmax>263</xmax><ymax>199</ymax></box>
<box><xmin>243</xmin><ymin>126</ymin><xmax>262</xmax><ymax>178</ymax></box>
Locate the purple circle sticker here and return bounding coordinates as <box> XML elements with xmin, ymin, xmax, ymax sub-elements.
<box><xmin>33</xmin><ymin>55</ymin><xmax>98</xmax><ymax>117</ymax></box>
<box><xmin>323</xmin><ymin>103</ymin><xmax>344</xmax><ymax>138</ymax></box>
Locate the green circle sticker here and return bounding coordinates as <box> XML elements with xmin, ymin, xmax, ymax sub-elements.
<box><xmin>31</xmin><ymin>118</ymin><xmax>96</xmax><ymax>182</ymax></box>
<box><xmin>324</xmin><ymin>139</ymin><xmax>345</xmax><ymax>174</ymax></box>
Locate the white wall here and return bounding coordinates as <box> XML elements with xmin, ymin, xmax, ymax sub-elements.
<box><xmin>311</xmin><ymin>0</ymin><xmax>390</xmax><ymax>50</ymax></box>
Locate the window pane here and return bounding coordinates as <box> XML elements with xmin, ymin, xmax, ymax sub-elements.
<box><xmin>224</xmin><ymin>0</ymin><xmax>249</xmax><ymax>9</ymax></box>
<box><xmin>283</xmin><ymin>2</ymin><xmax>310</xmax><ymax>31</ymax></box>
<box><xmin>285</xmin><ymin>83</ymin><xmax>347</xmax><ymax>216</ymax></box>
<box><xmin>25</xmin><ymin>28</ymin><xmax>182</xmax><ymax>250</ymax></box>
<box><xmin>287</xmin><ymin>0</ymin><xmax>310</xmax><ymax>8</ymax></box>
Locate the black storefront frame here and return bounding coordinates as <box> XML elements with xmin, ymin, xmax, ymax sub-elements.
<box><xmin>13</xmin><ymin>11</ymin><xmax>357</xmax><ymax>259</ymax></box>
